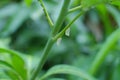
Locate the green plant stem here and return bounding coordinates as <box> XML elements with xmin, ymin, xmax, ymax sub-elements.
<box><xmin>39</xmin><ymin>0</ymin><xmax>54</xmax><ymax>28</ymax></box>
<box><xmin>31</xmin><ymin>38</ymin><xmax>54</xmax><ymax>80</ymax></box>
<box><xmin>52</xmin><ymin>0</ymin><xmax>71</xmax><ymax>35</ymax></box>
<box><xmin>31</xmin><ymin>0</ymin><xmax>71</xmax><ymax>80</ymax></box>
<box><xmin>89</xmin><ymin>28</ymin><xmax>120</xmax><ymax>75</ymax></box>
<box><xmin>68</xmin><ymin>5</ymin><xmax>82</xmax><ymax>14</ymax></box>
<box><xmin>53</xmin><ymin>11</ymin><xmax>84</xmax><ymax>41</ymax></box>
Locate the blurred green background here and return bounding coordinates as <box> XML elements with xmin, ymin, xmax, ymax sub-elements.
<box><xmin>0</xmin><ymin>0</ymin><xmax>120</xmax><ymax>80</ymax></box>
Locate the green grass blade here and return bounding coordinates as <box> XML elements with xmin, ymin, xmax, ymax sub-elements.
<box><xmin>90</xmin><ymin>28</ymin><xmax>120</xmax><ymax>75</ymax></box>
<box><xmin>107</xmin><ymin>5</ymin><xmax>120</xmax><ymax>27</ymax></box>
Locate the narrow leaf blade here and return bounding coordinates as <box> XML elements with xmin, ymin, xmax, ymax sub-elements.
<box><xmin>40</xmin><ymin>65</ymin><xmax>96</xmax><ymax>80</ymax></box>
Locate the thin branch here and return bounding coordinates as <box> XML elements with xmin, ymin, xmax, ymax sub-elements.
<box><xmin>68</xmin><ymin>5</ymin><xmax>82</xmax><ymax>14</ymax></box>
<box><xmin>53</xmin><ymin>11</ymin><xmax>84</xmax><ymax>41</ymax></box>
<box><xmin>39</xmin><ymin>0</ymin><xmax>54</xmax><ymax>28</ymax></box>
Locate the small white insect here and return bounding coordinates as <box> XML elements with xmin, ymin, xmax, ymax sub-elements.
<box><xmin>65</xmin><ymin>28</ymin><xmax>70</xmax><ymax>36</ymax></box>
<box><xmin>56</xmin><ymin>38</ymin><xmax>62</xmax><ymax>46</ymax></box>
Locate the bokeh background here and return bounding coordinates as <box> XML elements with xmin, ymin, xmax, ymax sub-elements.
<box><xmin>0</xmin><ymin>0</ymin><xmax>120</xmax><ymax>80</ymax></box>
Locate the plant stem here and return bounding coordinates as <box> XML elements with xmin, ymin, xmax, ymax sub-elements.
<box><xmin>68</xmin><ymin>5</ymin><xmax>82</xmax><ymax>14</ymax></box>
<box><xmin>53</xmin><ymin>11</ymin><xmax>84</xmax><ymax>41</ymax></box>
<box><xmin>31</xmin><ymin>0</ymin><xmax>71</xmax><ymax>80</ymax></box>
<box><xmin>89</xmin><ymin>28</ymin><xmax>120</xmax><ymax>75</ymax></box>
<box><xmin>52</xmin><ymin>0</ymin><xmax>71</xmax><ymax>35</ymax></box>
<box><xmin>39</xmin><ymin>0</ymin><xmax>54</xmax><ymax>28</ymax></box>
<box><xmin>31</xmin><ymin>38</ymin><xmax>54</xmax><ymax>80</ymax></box>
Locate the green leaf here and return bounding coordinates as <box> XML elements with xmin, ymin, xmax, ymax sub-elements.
<box><xmin>4</xmin><ymin>69</ymin><xmax>21</xmax><ymax>80</ymax></box>
<box><xmin>111</xmin><ymin>57</ymin><xmax>120</xmax><ymax>80</ymax></box>
<box><xmin>11</xmin><ymin>55</ymin><xmax>28</xmax><ymax>80</ymax></box>
<box><xmin>0</xmin><ymin>48</ymin><xmax>24</xmax><ymax>62</ymax></box>
<box><xmin>0</xmin><ymin>48</ymin><xmax>28</xmax><ymax>80</ymax></box>
<box><xmin>96</xmin><ymin>4</ymin><xmax>114</xmax><ymax>36</ymax></box>
<box><xmin>81</xmin><ymin>0</ymin><xmax>111</xmax><ymax>10</ymax></box>
<box><xmin>90</xmin><ymin>28</ymin><xmax>120</xmax><ymax>75</ymax></box>
<box><xmin>24</xmin><ymin>0</ymin><xmax>32</xmax><ymax>6</ymax></box>
<box><xmin>0</xmin><ymin>4</ymin><xmax>19</xmax><ymax>19</ymax></box>
<box><xmin>110</xmin><ymin>0</ymin><xmax>120</xmax><ymax>7</ymax></box>
<box><xmin>107</xmin><ymin>5</ymin><xmax>120</xmax><ymax>27</ymax></box>
<box><xmin>0</xmin><ymin>60</ymin><xmax>21</xmax><ymax>80</ymax></box>
<box><xmin>81</xmin><ymin>0</ymin><xmax>101</xmax><ymax>8</ymax></box>
<box><xmin>40</xmin><ymin>65</ymin><xmax>96</xmax><ymax>80</ymax></box>
<box><xmin>0</xmin><ymin>60</ymin><xmax>14</xmax><ymax>71</ymax></box>
<box><xmin>47</xmin><ymin>78</ymin><xmax>66</xmax><ymax>80</ymax></box>
<box><xmin>0</xmin><ymin>4</ymin><xmax>30</xmax><ymax>37</ymax></box>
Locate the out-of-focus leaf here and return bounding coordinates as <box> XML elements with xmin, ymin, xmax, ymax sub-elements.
<box><xmin>0</xmin><ymin>48</ymin><xmax>24</xmax><ymax>62</ymax></box>
<box><xmin>90</xmin><ymin>28</ymin><xmax>120</xmax><ymax>75</ymax></box>
<box><xmin>11</xmin><ymin>55</ymin><xmax>28</xmax><ymax>80</ymax></box>
<box><xmin>0</xmin><ymin>4</ymin><xmax>19</xmax><ymax>19</ymax></box>
<box><xmin>110</xmin><ymin>0</ymin><xmax>120</xmax><ymax>7</ymax></box>
<box><xmin>111</xmin><ymin>57</ymin><xmax>120</xmax><ymax>80</ymax></box>
<box><xmin>0</xmin><ymin>4</ymin><xmax>30</xmax><ymax>37</ymax></box>
<box><xmin>0</xmin><ymin>48</ymin><xmax>28</xmax><ymax>80</ymax></box>
<box><xmin>72</xmin><ymin>0</ymin><xmax>81</xmax><ymax>6</ymax></box>
<box><xmin>0</xmin><ymin>38</ymin><xmax>10</xmax><ymax>48</ymax></box>
<box><xmin>4</xmin><ymin>68</ymin><xmax>21</xmax><ymax>80</ymax></box>
<box><xmin>96</xmin><ymin>4</ymin><xmax>114</xmax><ymax>36</ymax></box>
<box><xmin>0</xmin><ymin>0</ymin><xmax>10</xmax><ymax>7</ymax></box>
<box><xmin>107</xmin><ymin>5</ymin><xmax>120</xmax><ymax>27</ymax></box>
<box><xmin>40</xmin><ymin>65</ymin><xmax>96</xmax><ymax>80</ymax></box>
<box><xmin>0</xmin><ymin>60</ymin><xmax>14</xmax><ymax>71</ymax></box>
<box><xmin>24</xmin><ymin>0</ymin><xmax>32</xmax><ymax>6</ymax></box>
<box><xmin>81</xmin><ymin>0</ymin><xmax>109</xmax><ymax>10</ymax></box>
<box><xmin>47</xmin><ymin>78</ymin><xmax>66</xmax><ymax>80</ymax></box>
<box><xmin>0</xmin><ymin>60</ymin><xmax>21</xmax><ymax>80</ymax></box>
